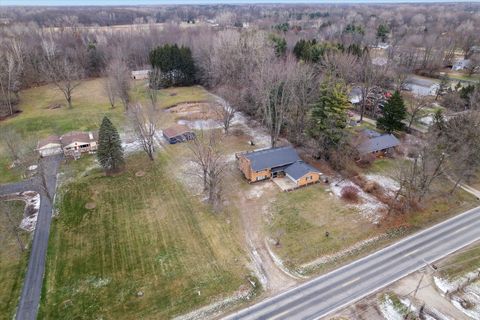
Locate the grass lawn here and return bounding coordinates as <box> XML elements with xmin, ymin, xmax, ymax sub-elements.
<box><xmin>39</xmin><ymin>154</ymin><xmax>250</xmax><ymax>319</ymax></box>
<box><xmin>0</xmin><ymin>200</ymin><xmax>30</xmax><ymax>319</ymax></box>
<box><xmin>439</xmin><ymin>244</ymin><xmax>480</xmax><ymax>280</ymax></box>
<box><xmin>268</xmin><ymin>184</ymin><xmax>376</xmax><ymax>270</ymax></box>
<box><xmin>268</xmin><ymin>157</ymin><xmax>479</xmax><ymax>274</ymax></box>
<box><xmin>0</xmin><ymin>78</ymin><xmax>209</xmax><ymax>184</ymax></box>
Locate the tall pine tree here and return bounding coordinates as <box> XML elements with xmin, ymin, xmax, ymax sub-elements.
<box><xmin>377</xmin><ymin>90</ymin><xmax>406</xmax><ymax>133</ymax></box>
<box><xmin>308</xmin><ymin>81</ymin><xmax>349</xmax><ymax>154</ymax></box>
<box><xmin>97</xmin><ymin>116</ymin><xmax>124</xmax><ymax>174</ymax></box>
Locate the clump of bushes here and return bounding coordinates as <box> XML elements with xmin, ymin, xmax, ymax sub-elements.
<box><xmin>341</xmin><ymin>186</ymin><xmax>360</xmax><ymax>202</ymax></box>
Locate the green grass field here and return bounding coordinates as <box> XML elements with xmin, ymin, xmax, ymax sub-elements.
<box><xmin>440</xmin><ymin>244</ymin><xmax>480</xmax><ymax>280</ymax></box>
<box><xmin>0</xmin><ymin>200</ymin><xmax>30</xmax><ymax>319</ymax></box>
<box><xmin>268</xmin><ymin>184</ymin><xmax>375</xmax><ymax>270</ymax></box>
<box><xmin>0</xmin><ymin>78</ymin><xmax>209</xmax><ymax>184</ymax></box>
<box><xmin>39</xmin><ymin>154</ymin><xmax>250</xmax><ymax>319</ymax></box>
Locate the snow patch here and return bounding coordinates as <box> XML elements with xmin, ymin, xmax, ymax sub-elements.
<box><xmin>365</xmin><ymin>174</ymin><xmax>400</xmax><ymax>196</ymax></box>
<box><xmin>330</xmin><ymin>178</ymin><xmax>387</xmax><ymax>223</ymax></box>
<box><xmin>379</xmin><ymin>296</ymin><xmax>404</xmax><ymax>320</ymax></box>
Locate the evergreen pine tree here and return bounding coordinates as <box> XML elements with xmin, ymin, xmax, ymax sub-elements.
<box><xmin>308</xmin><ymin>81</ymin><xmax>349</xmax><ymax>152</ymax></box>
<box><xmin>377</xmin><ymin>90</ymin><xmax>406</xmax><ymax>133</ymax></box>
<box><xmin>97</xmin><ymin>116</ymin><xmax>124</xmax><ymax>174</ymax></box>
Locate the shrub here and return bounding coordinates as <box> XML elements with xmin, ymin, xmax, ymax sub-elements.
<box><xmin>341</xmin><ymin>186</ymin><xmax>360</xmax><ymax>202</ymax></box>
<box><xmin>357</xmin><ymin>153</ymin><xmax>376</xmax><ymax>167</ymax></box>
<box><xmin>364</xmin><ymin>180</ymin><xmax>381</xmax><ymax>193</ymax></box>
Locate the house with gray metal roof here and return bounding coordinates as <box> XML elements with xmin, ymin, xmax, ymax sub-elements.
<box><xmin>357</xmin><ymin>133</ymin><xmax>400</xmax><ymax>155</ymax></box>
<box><xmin>237</xmin><ymin>146</ymin><xmax>321</xmax><ymax>189</ymax></box>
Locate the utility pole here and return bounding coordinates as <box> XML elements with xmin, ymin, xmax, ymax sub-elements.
<box><xmin>405</xmin><ymin>267</ymin><xmax>426</xmax><ymax>319</ymax></box>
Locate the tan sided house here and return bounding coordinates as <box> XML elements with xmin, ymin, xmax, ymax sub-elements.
<box><xmin>237</xmin><ymin>146</ymin><xmax>321</xmax><ymax>188</ymax></box>
<box><xmin>60</xmin><ymin>131</ymin><xmax>98</xmax><ymax>158</ymax></box>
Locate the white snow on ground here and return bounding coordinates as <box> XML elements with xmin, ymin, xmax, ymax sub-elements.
<box><xmin>299</xmin><ymin>235</ymin><xmax>387</xmax><ymax>274</ymax></box>
<box><xmin>434</xmin><ymin>271</ymin><xmax>480</xmax><ymax>319</ymax></box>
<box><xmin>177</xmin><ymin>118</ymin><xmax>223</xmax><ymax>130</ymax></box>
<box><xmin>173</xmin><ymin>287</ymin><xmax>254</xmax><ymax>320</ymax></box>
<box><xmin>0</xmin><ymin>191</ymin><xmax>41</xmax><ymax>232</ymax></box>
<box><xmin>19</xmin><ymin>192</ymin><xmax>40</xmax><ymax>231</ymax></box>
<box><xmin>379</xmin><ymin>296</ymin><xmax>404</xmax><ymax>320</ymax></box>
<box><xmin>330</xmin><ymin>178</ymin><xmax>388</xmax><ymax>223</ymax></box>
<box><xmin>176</xmin><ymin>160</ymin><xmax>204</xmax><ymax>196</ymax></box>
<box><xmin>231</xmin><ymin>112</ymin><xmax>271</xmax><ymax>148</ymax></box>
<box><xmin>121</xmin><ymin>132</ymin><xmax>143</xmax><ymax>154</ymax></box>
<box><xmin>365</xmin><ymin>174</ymin><xmax>400</xmax><ymax>196</ymax></box>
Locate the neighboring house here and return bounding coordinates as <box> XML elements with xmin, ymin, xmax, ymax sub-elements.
<box><xmin>356</xmin><ymin>133</ymin><xmax>400</xmax><ymax>155</ymax></box>
<box><xmin>237</xmin><ymin>146</ymin><xmax>321</xmax><ymax>187</ymax></box>
<box><xmin>131</xmin><ymin>69</ymin><xmax>150</xmax><ymax>80</ymax></box>
<box><xmin>452</xmin><ymin>59</ymin><xmax>471</xmax><ymax>71</ymax></box>
<box><xmin>60</xmin><ymin>131</ymin><xmax>98</xmax><ymax>157</ymax></box>
<box><xmin>163</xmin><ymin>124</ymin><xmax>196</xmax><ymax>144</ymax></box>
<box><xmin>404</xmin><ymin>77</ymin><xmax>439</xmax><ymax>96</ymax></box>
<box><xmin>37</xmin><ymin>135</ymin><xmax>63</xmax><ymax>157</ymax></box>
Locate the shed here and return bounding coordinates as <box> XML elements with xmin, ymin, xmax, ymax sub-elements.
<box><xmin>131</xmin><ymin>69</ymin><xmax>150</xmax><ymax>80</ymax></box>
<box><xmin>37</xmin><ymin>135</ymin><xmax>62</xmax><ymax>157</ymax></box>
<box><xmin>162</xmin><ymin>125</ymin><xmax>195</xmax><ymax>144</ymax></box>
<box><xmin>357</xmin><ymin>134</ymin><xmax>400</xmax><ymax>155</ymax></box>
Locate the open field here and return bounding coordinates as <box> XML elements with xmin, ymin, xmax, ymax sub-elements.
<box><xmin>0</xmin><ymin>200</ymin><xmax>30</xmax><ymax>319</ymax></box>
<box><xmin>39</xmin><ymin>153</ymin><xmax>251</xmax><ymax>319</ymax></box>
<box><xmin>0</xmin><ymin>78</ymin><xmax>209</xmax><ymax>184</ymax></box>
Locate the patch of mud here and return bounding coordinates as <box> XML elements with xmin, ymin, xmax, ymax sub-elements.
<box><xmin>246</xmin><ymin>182</ymin><xmax>275</xmax><ymax>200</ymax></box>
<box><xmin>330</xmin><ymin>178</ymin><xmax>388</xmax><ymax>224</ymax></box>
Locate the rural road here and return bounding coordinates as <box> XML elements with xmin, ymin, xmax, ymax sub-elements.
<box><xmin>225</xmin><ymin>205</ymin><xmax>480</xmax><ymax>320</ymax></box>
<box><xmin>0</xmin><ymin>155</ymin><xmax>62</xmax><ymax>320</ymax></box>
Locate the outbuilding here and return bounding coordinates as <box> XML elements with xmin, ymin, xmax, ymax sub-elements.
<box><xmin>162</xmin><ymin>125</ymin><xmax>196</xmax><ymax>144</ymax></box>
<box><xmin>357</xmin><ymin>133</ymin><xmax>400</xmax><ymax>155</ymax></box>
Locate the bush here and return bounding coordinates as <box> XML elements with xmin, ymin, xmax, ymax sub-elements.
<box><xmin>357</xmin><ymin>153</ymin><xmax>376</xmax><ymax>168</ymax></box>
<box><xmin>364</xmin><ymin>180</ymin><xmax>381</xmax><ymax>193</ymax></box>
<box><xmin>341</xmin><ymin>186</ymin><xmax>360</xmax><ymax>202</ymax></box>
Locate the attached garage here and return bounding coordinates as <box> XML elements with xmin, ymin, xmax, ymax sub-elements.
<box><xmin>37</xmin><ymin>136</ymin><xmax>62</xmax><ymax>157</ymax></box>
<box><xmin>284</xmin><ymin>161</ymin><xmax>321</xmax><ymax>187</ymax></box>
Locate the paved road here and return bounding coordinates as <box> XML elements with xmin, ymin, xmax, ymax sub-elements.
<box><xmin>0</xmin><ymin>155</ymin><xmax>62</xmax><ymax>320</ymax></box>
<box><xmin>226</xmin><ymin>205</ymin><xmax>480</xmax><ymax>320</ymax></box>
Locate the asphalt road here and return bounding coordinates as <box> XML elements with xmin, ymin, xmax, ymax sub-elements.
<box><xmin>226</xmin><ymin>206</ymin><xmax>480</xmax><ymax>320</ymax></box>
<box><xmin>0</xmin><ymin>155</ymin><xmax>62</xmax><ymax>320</ymax></box>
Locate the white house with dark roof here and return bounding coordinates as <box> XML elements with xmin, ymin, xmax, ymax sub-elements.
<box><xmin>37</xmin><ymin>135</ymin><xmax>63</xmax><ymax>157</ymax></box>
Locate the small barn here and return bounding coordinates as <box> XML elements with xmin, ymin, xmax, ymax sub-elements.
<box><xmin>60</xmin><ymin>131</ymin><xmax>98</xmax><ymax>157</ymax></box>
<box><xmin>162</xmin><ymin>125</ymin><xmax>195</xmax><ymax>144</ymax></box>
<box><xmin>37</xmin><ymin>135</ymin><xmax>62</xmax><ymax>157</ymax></box>
<box><xmin>357</xmin><ymin>133</ymin><xmax>400</xmax><ymax>156</ymax></box>
<box><xmin>131</xmin><ymin>70</ymin><xmax>150</xmax><ymax>80</ymax></box>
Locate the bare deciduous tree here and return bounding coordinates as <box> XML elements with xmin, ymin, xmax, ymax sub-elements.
<box><xmin>406</xmin><ymin>97</ymin><xmax>428</xmax><ymax>130</ymax></box>
<box><xmin>129</xmin><ymin>103</ymin><xmax>157</xmax><ymax>161</ymax></box>
<box><xmin>107</xmin><ymin>58</ymin><xmax>131</xmax><ymax>111</ymax></box>
<box><xmin>188</xmin><ymin>130</ymin><xmax>227</xmax><ymax>209</ymax></box>
<box><xmin>41</xmin><ymin>51</ymin><xmax>83</xmax><ymax>109</ymax></box>
<box><xmin>0</xmin><ymin>201</ymin><xmax>25</xmax><ymax>253</ymax></box>
<box><xmin>103</xmin><ymin>77</ymin><xmax>116</xmax><ymax>108</ymax></box>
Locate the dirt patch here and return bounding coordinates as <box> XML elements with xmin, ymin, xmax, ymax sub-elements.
<box><xmin>85</xmin><ymin>202</ymin><xmax>96</xmax><ymax>210</ymax></box>
<box><xmin>46</xmin><ymin>103</ymin><xmax>63</xmax><ymax>109</ymax></box>
<box><xmin>168</xmin><ymin>102</ymin><xmax>223</xmax><ymax>122</ymax></box>
<box><xmin>135</xmin><ymin>170</ymin><xmax>145</xmax><ymax>177</ymax></box>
